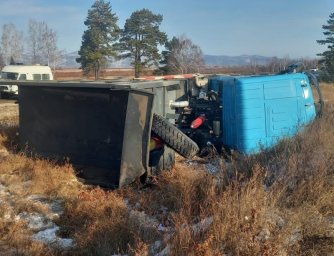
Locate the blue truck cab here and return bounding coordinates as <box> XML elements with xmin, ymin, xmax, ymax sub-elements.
<box><xmin>208</xmin><ymin>73</ymin><xmax>317</xmax><ymax>154</ymax></box>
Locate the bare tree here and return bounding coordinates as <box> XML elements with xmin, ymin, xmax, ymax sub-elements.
<box><xmin>249</xmin><ymin>59</ymin><xmax>258</xmax><ymax>74</ymax></box>
<box><xmin>28</xmin><ymin>19</ymin><xmax>59</xmax><ymax>67</ymax></box>
<box><xmin>1</xmin><ymin>23</ymin><xmax>24</xmax><ymax>65</ymax></box>
<box><xmin>266</xmin><ymin>55</ymin><xmax>293</xmax><ymax>73</ymax></box>
<box><xmin>267</xmin><ymin>57</ymin><xmax>279</xmax><ymax>73</ymax></box>
<box><xmin>28</xmin><ymin>19</ymin><xmax>44</xmax><ymax>64</ymax></box>
<box><xmin>280</xmin><ymin>54</ymin><xmax>291</xmax><ymax>71</ymax></box>
<box><xmin>0</xmin><ymin>52</ymin><xmax>5</xmax><ymax>68</ymax></box>
<box><xmin>43</xmin><ymin>29</ymin><xmax>59</xmax><ymax>69</ymax></box>
<box><xmin>299</xmin><ymin>58</ymin><xmax>319</xmax><ymax>70</ymax></box>
<box><xmin>162</xmin><ymin>35</ymin><xmax>204</xmax><ymax>74</ymax></box>
<box><xmin>51</xmin><ymin>49</ymin><xmax>65</xmax><ymax>72</ymax></box>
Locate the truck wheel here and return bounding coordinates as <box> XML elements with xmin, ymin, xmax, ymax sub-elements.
<box><xmin>149</xmin><ymin>146</ymin><xmax>175</xmax><ymax>177</ymax></box>
<box><xmin>151</xmin><ymin>114</ymin><xmax>199</xmax><ymax>158</ymax></box>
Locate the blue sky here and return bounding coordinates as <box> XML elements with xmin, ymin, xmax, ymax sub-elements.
<box><xmin>0</xmin><ymin>0</ymin><xmax>333</xmax><ymax>58</ymax></box>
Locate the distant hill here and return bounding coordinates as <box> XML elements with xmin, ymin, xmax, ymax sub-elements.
<box><xmin>61</xmin><ymin>52</ymin><xmax>132</xmax><ymax>68</ymax></box>
<box><xmin>58</xmin><ymin>52</ymin><xmax>274</xmax><ymax>68</ymax></box>
<box><xmin>204</xmin><ymin>54</ymin><xmax>273</xmax><ymax>67</ymax></box>
<box><xmin>61</xmin><ymin>52</ymin><xmax>80</xmax><ymax>68</ymax></box>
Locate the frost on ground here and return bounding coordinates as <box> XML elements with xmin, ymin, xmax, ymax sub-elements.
<box><xmin>33</xmin><ymin>226</ymin><xmax>74</xmax><ymax>249</ymax></box>
<box><xmin>126</xmin><ymin>199</ymin><xmax>215</xmax><ymax>255</ymax></box>
<box><xmin>0</xmin><ymin>181</ymin><xmax>74</xmax><ymax>249</ymax></box>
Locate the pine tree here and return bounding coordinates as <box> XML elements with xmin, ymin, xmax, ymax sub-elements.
<box><xmin>77</xmin><ymin>0</ymin><xmax>120</xmax><ymax>79</ymax></box>
<box><xmin>117</xmin><ymin>9</ymin><xmax>167</xmax><ymax>78</ymax></box>
<box><xmin>159</xmin><ymin>37</ymin><xmax>179</xmax><ymax>74</ymax></box>
<box><xmin>317</xmin><ymin>12</ymin><xmax>334</xmax><ymax>81</ymax></box>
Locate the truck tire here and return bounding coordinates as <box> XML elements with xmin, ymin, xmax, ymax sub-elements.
<box><xmin>151</xmin><ymin>113</ymin><xmax>199</xmax><ymax>158</ymax></box>
<box><xmin>149</xmin><ymin>146</ymin><xmax>175</xmax><ymax>176</ymax></box>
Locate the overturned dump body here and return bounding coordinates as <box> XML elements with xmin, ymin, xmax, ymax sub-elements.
<box><xmin>10</xmin><ymin>80</ymin><xmax>185</xmax><ymax>187</ymax></box>
<box><xmin>19</xmin><ymin>83</ymin><xmax>153</xmax><ymax>187</ymax></box>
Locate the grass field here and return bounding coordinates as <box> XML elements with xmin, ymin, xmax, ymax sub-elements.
<box><xmin>0</xmin><ymin>83</ymin><xmax>333</xmax><ymax>255</ymax></box>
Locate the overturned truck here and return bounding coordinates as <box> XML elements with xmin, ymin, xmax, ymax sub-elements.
<box><xmin>0</xmin><ymin>72</ymin><xmax>323</xmax><ymax>187</ymax></box>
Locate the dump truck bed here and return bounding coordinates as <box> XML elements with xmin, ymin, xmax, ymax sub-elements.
<box><xmin>0</xmin><ymin>79</ymin><xmax>186</xmax><ymax>187</ymax></box>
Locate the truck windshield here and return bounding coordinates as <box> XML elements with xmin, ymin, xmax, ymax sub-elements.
<box><xmin>1</xmin><ymin>72</ymin><xmax>19</xmax><ymax>80</ymax></box>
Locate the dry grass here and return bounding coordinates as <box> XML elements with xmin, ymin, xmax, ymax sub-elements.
<box><xmin>58</xmin><ymin>189</ymin><xmax>133</xmax><ymax>255</ymax></box>
<box><xmin>321</xmin><ymin>82</ymin><xmax>334</xmax><ymax>103</ymax></box>
<box><xmin>0</xmin><ymin>85</ymin><xmax>333</xmax><ymax>255</ymax></box>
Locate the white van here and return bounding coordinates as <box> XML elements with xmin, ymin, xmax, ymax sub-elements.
<box><xmin>0</xmin><ymin>65</ymin><xmax>54</xmax><ymax>96</ymax></box>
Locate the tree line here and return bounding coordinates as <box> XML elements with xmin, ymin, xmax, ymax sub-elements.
<box><xmin>77</xmin><ymin>1</ymin><xmax>334</xmax><ymax>80</ymax></box>
<box><xmin>0</xmin><ymin>20</ymin><xmax>63</xmax><ymax>71</ymax></box>
<box><xmin>76</xmin><ymin>0</ymin><xmax>204</xmax><ymax>79</ymax></box>
<box><xmin>0</xmin><ymin>0</ymin><xmax>332</xmax><ymax>81</ymax></box>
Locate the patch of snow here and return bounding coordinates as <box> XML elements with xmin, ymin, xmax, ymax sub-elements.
<box><xmin>48</xmin><ymin>200</ymin><xmax>64</xmax><ymax>218</ymax></box>
<box><xmin>185</xmin><ymin>159</ymin><xmax>199</xmax><ymax>166</ymax></box>
<box><xmin>33</xmin><ymin>226</ymin><xmax>74</xmax><ymax>249</ymax></box>
<box><xmin>264</xmin><ymin>211</ymin><xmax>285</xmax><ymax>230</ymax></box>
<box><xmin>155</xmin><ymin>244</ymin><xmax>170</xmax><ymax>256</ymax></box>
<box><xmin>256</xmin><ymin>228</ymin><xmax>271</xmax><ymax>242</ymax></box>
<box><xmin>27</xmin><ymin>195</ymin><xmax>64</xmax><ymax>219</ymax></box>
<box><xmin>160</xmin><ymin>206</ymin><xmax>168</xmax><ymax>215</ymax></box>
<box><xmin>15</xmin><ymin>212</ymin><xmax>54</xmax><ymax>231</ymax></box>
<box><xmin>158</xmin><ymin>223</ymin><xmax>169</xmax><ymax>232</ymax></box>
<box><xmin>191</xmin><ymin>216</ymin><xmax>213</xmax><ymax>235</ymax></box>
<box><xmin>129</xmin><ymin>210</ymin><xmax>160</xmax><ymax>229</ymax></box>
<box><xmin>206</xmin><ymin>163</ymin><xmax>221</xmax><ymax>174</ymax></box>
<box><xmin>151</xmin><ymin>240</ymin><xmax>162</xmax><ymax>253</ymax></box>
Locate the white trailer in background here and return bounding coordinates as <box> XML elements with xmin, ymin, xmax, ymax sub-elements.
<box><xmin>0</xmin><ymin>65</ymin><xmax>53</xmax><ymax>97</ymax></box>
